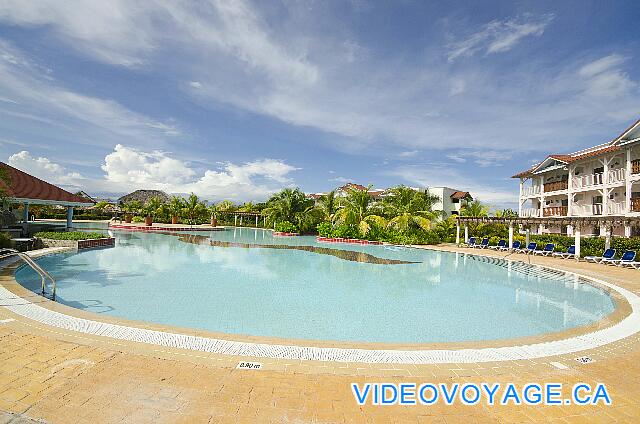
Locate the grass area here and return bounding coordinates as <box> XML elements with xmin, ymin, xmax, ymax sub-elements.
<box><xmin>34</xmin><ymin>231</ymin><xmax>107</xmax><ymax>241</ymax></box>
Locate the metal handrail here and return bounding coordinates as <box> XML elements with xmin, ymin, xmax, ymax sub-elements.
<box><xmin>0</xmin><ymin>249</ymin><xmax>57</xmax><ymax>300</ymax></box>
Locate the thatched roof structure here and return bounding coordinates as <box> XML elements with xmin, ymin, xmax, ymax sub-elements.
<box><xmin>118</xmin><ymin>190</ymin><xmax>169</xmax><ymax>205</ymax></box>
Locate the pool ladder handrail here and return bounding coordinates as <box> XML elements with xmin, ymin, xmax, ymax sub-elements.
<box><xmin>0</xmin><ymin>248</ymin><xmax>57</xmax><ymax>301</ymax></box>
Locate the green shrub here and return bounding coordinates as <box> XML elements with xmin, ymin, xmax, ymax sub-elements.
<box><xmin>132</xmin><ymin>215</ymin><xmax>145</xmax><ymax>223</ymax></box>
<box><xmin>34</xmin><ymin>231</ymin><xmax>107</xmax><ymax>241</ymax></box>
<box><xmin>332</xmin><ymin>224</ymin><xmax>361</xmax><ymax>239</ymax></box>
<box><xmin>0</xmin><ymin>232</ymin><xmax>12</xmax><ymax>248</ymax></box>
<box><xmin>316</xmin><ymin>222</ymin><xmax>333</xmax><ymax>237</ymax></box>
<box><xmin>274</xmin><ymin>221</ymin><xmax>298</xmax><ymax>233</ymax></box>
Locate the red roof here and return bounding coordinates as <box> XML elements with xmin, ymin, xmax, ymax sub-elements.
<box><xmin>512</xmin><ymin>146</ymin><xmax>622</xmax><ymax>178</ymax></box>
<box><xmin>450</xmin><ymin>191</ymin><xmax>472</xmax><ymax>200</ymax></box>
<box><xmin>339</xmin><ymin>183</ymin><xmax>368</xmax><ymax>192</ymax></box>
<box><xmin>0</xmin><ymin>162</ymin><xmax>93</xmax><ymax>205</ymax></box>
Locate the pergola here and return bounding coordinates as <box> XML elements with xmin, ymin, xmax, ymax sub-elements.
<box><xmin>223</xmin><ymin>211</ymin><xmax>265</xmax><ymax>227</ymax></box>
<box><xmin>0</xmin><ymin>162</ymin><xmax>94</xmax><ymax>233</ymax></box>
<box><xmin>455</xmin><ymin>215</ymin><xmax>640</xmax><ymax>259</ymax></box>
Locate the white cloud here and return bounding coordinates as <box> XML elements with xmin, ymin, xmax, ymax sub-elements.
<box><xmin>577</xmin><ymin>54</ymin><xmax>636</xmax><ymax>99</ymax></box>
<box><xmin>5</xmin><ymin>146</ymin><xmax>299</xmax><ymax>202</ymax></box>
<box><xmin>7</xmin><ymin>151</ymin><xmax>86</xmax><ymax>188</ymax></box>
<box><xmin>0</xmin><ymin>40</ymin><xmax>178</xmax><ymax>141</ymax></box>
<box><xmin>447</xmin><ymin>14</ymin><xmax>554</xmax><ymax>62</ymax></box>
<box><xmin>189</xmin><ymin>81</ymin><xmax>202</xmax><ymax>88</ymax></box>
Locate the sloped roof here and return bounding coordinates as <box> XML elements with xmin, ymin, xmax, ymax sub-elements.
<box><xmin>118</xmin><ymin>189</ymin><xmax>170</xmax><ymax>204</ymax></box>
<box><xmin>0</xmin><ymin>162</ymin><xmax>93</xmax><ymax>205</ymax></box>
<box><xmin>450</xmin><ymin>191</ymin><xmax>472</xmax><ymax>200</ymax></box>
<box><xmin>338</xmin><ymin>183</ymin><xmax>368</xmax><ymax>192</ymax></box>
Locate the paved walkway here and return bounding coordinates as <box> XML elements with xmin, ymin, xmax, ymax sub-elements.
<box><xmin>1</xmin><ymin>245</ymin><xmax>639</xmax><ymax>422</ymax></box>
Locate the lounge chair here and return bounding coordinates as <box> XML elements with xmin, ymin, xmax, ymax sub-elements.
<box><xmin>516</xmin><ymin>242</ymin><xmax>537</xmax><ymax>254</ymax></box>
<box><xmin>473</xmin><ymin>238</ymin><xmax>489</xmax><ymax>249</ymax></box>
<box><xmin>533</xmin><ymin>243</ymin><xmax>555</xmax><ymax>256</ymax></box>
<box><xmin>552</xmin><ymin>245</ymin><xmax>575</xmax><ymax>259</ymax></box>
<box><xmin>500</xmin><ymin>240</ymin><xmax>521</xmax><ymax>251</ymax></box>
<box><xmin>608</xmin><ymin>250</ymin><xmax>637</xmax><ymax>267</ymax></box>
<box><xmin>623</xmin><ymin>260</ymin><xmax>640</xmax><ymax>270</ymax></box>
<box><xmin>585</xmin><ymin>249</ymin><xmax>616</xmax><ymax>263</ymax></box>
<box><xmin>465</xmin><ymin>237</ymin><xmax>476</xmax><ymax>247</ymax></box>
<box><xmin>489</xmin><ymin>240</ymin><xmax>506</xmax><ymax>250</ymax></box>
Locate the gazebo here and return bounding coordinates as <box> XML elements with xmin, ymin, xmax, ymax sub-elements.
<box><xmin>0</xmin><ymin>162</ymin><xmax>94</xmax><ymax>233</ymax></box>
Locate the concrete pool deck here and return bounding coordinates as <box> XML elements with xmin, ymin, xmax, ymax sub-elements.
<box><xmin>1</xmin><ymin>245</ymin><xmax>640</xmax><ymax>422</ymax></box>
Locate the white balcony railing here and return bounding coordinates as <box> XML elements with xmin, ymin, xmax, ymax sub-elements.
<box><xmin>607</xmin><ymin>168</ymin><xmax>626</xmax><ymax>184</ymax></box>
<box><xmin>573</xmin><ymin>204</ymin><xmax>603</xmax><ymax>216</ymax></box>
<box><xmin>572</xmin><ymin>172</ymin><xmax>603</xmax><ymax>190</ymax></box>
<box><xmin>607</xmin><ymin>201</ymin><xmax>626</xmax><ymax>215</ymax></box>
<box><xmin>522</xmin><ymin>185</ymin><xmax>541</xmax><ymax>197</ymax></box>
<box><xmin>520</xmin><ymin>208</ymin><xmax>540</xmax><ymax>218</ymax></box>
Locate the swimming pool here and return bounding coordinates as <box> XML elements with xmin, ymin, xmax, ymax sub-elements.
<box><xmin>15</xmin><ymin>226</ymin><xmax>615</xmax><ymax>344</ymax></box>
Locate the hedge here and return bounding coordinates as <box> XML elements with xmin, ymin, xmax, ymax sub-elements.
<box><xmin>34</xmin><ymin>231</ymin><xmax>107</xmax><ymax>241</ymax></box>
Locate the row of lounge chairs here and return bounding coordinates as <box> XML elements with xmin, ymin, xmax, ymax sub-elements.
<box><xmin>463</xmin><ymin>237</ymin><xmax>639</xmax><ymax>269</ymax></box>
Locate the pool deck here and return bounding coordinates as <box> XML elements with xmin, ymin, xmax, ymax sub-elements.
<box><xmin>1</xmin><ymin>245</ymin><xmax>640</xmax><ymax>422</ymax></box>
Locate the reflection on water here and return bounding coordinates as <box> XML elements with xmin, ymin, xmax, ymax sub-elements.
<box><xmin>15</xmin><ymin>226</ymin><xmax>617</xmax><ymax>343</ymax></box>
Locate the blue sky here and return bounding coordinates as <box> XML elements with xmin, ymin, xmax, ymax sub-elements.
<box><xmin>0</xmin><ymin>0</ymin><xmax>639</xmax><ymax>209</ymax></box>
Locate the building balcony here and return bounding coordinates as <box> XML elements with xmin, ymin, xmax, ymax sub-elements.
<box><xmin>543</xmin><ymin>181</ymin><xmax>568</xmax><ymax>193</ymax></box>
<box><xmin>573</xmin><ymin>204</ymin><xmax>603</xmax><ymax>216</ymax></box>
<box><xmin>607</xmin><ymin>168</ymin><xmax>626</xmax><ymax>184</ymax></box>
<box><xmin>632</xmin><ymin>198</ymin><xmax>640</xmax><ymax>212</ymax></box>
<box><xmin>520</xmin><ymin>208</ymin><xmax>540</xmax><ymax>218</ymax></box>
<box><xmin>572</xmin><ymin>173</ymin><xmax>603</xmax><ymax>189</ymax></box>
<box><xmin>606</xmin><ymin>201</ymin><xmax>626</xmax><ymax>215</ymax></box>
<box><xmin>543</xmin><ymin>206</ymin><xmax>567</xmax><ymax>217</ymax></box>
<box><xmin>633</xmin><ymin>160</ymin><xmax>640</xmax><ymax>175</ymax></box>
<box><xmin>521</xmin><ymin>185</ymin><xmax>541</xmax><ymax>197</ymax></box>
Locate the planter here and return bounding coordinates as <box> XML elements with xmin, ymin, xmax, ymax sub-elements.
<box><xmin>124</xmin><ymin>215</ymin><xmax>132</xmax><ymax>223</ymax></box>
<box><xmin>172</xmin><ymin>216</ymin><xmax>178</xmax><ymax>224</ymax></box>
<box><xmin>145</xmin><ymin>216</ymin><xmax>153</xmax><ymax>226</ymax></box>
<box><xmin>210</xmin><ymin>218</ymin><xmax>217</xmax><ymax>227</ymax></box>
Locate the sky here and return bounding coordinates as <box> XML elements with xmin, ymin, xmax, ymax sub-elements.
<box><xmin>0</xmin><ymin>0</ymin><xmax>639</xmax><ymax>209</ymax></box>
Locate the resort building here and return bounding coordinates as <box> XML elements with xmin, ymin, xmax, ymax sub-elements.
<box><xmin>513</xmin><ymin>119</ymin><xmax>640</xmax><ymax>236</ymax></box>
<box><xmin>422</xmin><ymin>187</ymin><xmax>472</xmax><ymax>217</ymax></box>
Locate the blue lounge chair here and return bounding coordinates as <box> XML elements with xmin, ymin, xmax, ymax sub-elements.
<box><xmin>608</xmin><ymin>250</ymin><xmax>637</xmax><ymax>266</ymax></box>
<box><xmin>465</xmin><ymin>237</ymin><xmax>476</xmax><ymax>247</ymax></box>
<box><xmin>552</xmin><ymin>245</ymin><xmax>575</xmax><ymax>259</ymax></box>
<box><xmin>489</xmin><ymin>240</ymin><xmax>507</xmax><ymax>250</ymax></box>
<box><xmin>534</xmin><ymin>243</ymin><xmax>555</xmax><ymax>256</ymax></box>
<box><xmin>473</xmin><ymin>238</ymin><xmax>489</xmax><ymax>249</ymax></box>
<box><xmin>516</xmin><ymin>242</ymin><xmax>537</xmax><ymax>254</ymax></box>
<box><xmin>500</xmin><ymin>240</ymin><xmax>521</xmax><ymax>251</ymax></box>
<box><xmin>585</xmin><ymin>248</ymin><xmax>616</xmax><ymax>263</ymax></box>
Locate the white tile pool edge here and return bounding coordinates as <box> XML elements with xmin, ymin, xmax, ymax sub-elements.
<box><xmin>2</xmin><ymin>250</ymin><xmax>639</xmax><ymax>364</ymax></box>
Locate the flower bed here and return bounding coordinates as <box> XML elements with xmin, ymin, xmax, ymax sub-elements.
<box><xmin>316</xmin><ymin>236</ymin><xmax>383</xmax><ymax>245</ymax></box>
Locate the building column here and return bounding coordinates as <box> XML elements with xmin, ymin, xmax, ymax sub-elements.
<box><xmin>508</xmin><ymin>223</ymin><xmax>514</xmax><ymax>249</ymax></box>
<box><xmin>625</xmin><ymin>225</ymin><xmax>632</xmax><ymax>237</ymax></box>
<box><xmin>525</xmin><ymin>227</ymin><xmax>530</xmax><ymax>247</ymax></box>
<box><xmin>538</xmin><ymin>223</ymin><xmax>544</xmax><ymax>235</ymax></box>
<box><xmin>234</xmin><ymin>215</ymin><xmax>237</xmax><ymax>226</ymax></box>
<box><xmin>602</xmin><ymin>157</ymin><xmax>610</xmax><ymax>215</ymax></box>
<box><xmin>626</xmin><ymin>147</ymin><xmax>632</xmax><ymax>213</ymax></box>
<box><xmin>518</xmin><ymin>179</ymin><xmax>524</xmax><ymax>216</ymax></box>
<box><xmin>567</xmin><ymin>224</ymin><xmax>574</xmax><ymax>237</ymax></box>
<box><xmin>574</xmin><ymin>226</ymin><xmax>581</xmax><ymax>260</ymax></box>
<box><xmin>567</xmin><ymin>165</ymin><xmax>574</xmax><ymax>216</ymax></box>
<box><xmin>22</xmin><ymin>202</ymin><xmax>29</xmax><ymax>235</ymax></box>
<box><xmin>456</xmin><ymin>223</ymin><xmax>461</xmax><ymax>244</ymax></box>
<box><xmin>605</xmin><ymin>226</ymin><xmax>612</xmax><ymax>251</ymax></box>
<box><xmin>464</xmin><ymin>225</ymin><xmax>469</xmax><ymax>243</ymax></box>
<box><xmin>66</xmin><ymin>206</ymin><xmax>74</xmax><ymax>229</ymax></box>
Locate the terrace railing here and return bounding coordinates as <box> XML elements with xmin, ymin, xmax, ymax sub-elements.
<box><xmin>573</xmin><ymin>204</ymin><xmax>603</xmax><ymax>216</ymax></box>
<box><xmin>520</xmin><ymin>208</ymin><xmax>540</xmax><ymax>218</ymax></box>
<box><xmin>607</xmin><ymin>201</ymin><xmax>625</xmax><ymax>215</ymax></box>
<box><xmin>632</xmin><ymin>198</ymin><xmax>640</xmax><ymax>213</ymax></box>
<box><xmin>543</xmin><ymin>180</ymin><xmax>568</xmax><ymax>193</ymax></box>
<box><xmin>0</xmin><ymin>249</ymin><xmax>56</xmax><ymax>300</ymax></box>
<box><xmin>572</xmin><ymin>172</ymin><xmax>603</xmax><ymax>190</ymax></box>
<box><xmin>543</xmin><ymin>206</ymin><xmax>567</xmax><ymax>217</ymax></box>
<box><xmin>521</xmin><ymin>185</ymin><xmax>541</xmax><ymax>197</ymax></box>
<box><xmin>633</xmin><ymin>160</ymin><xmax>640</xmax><ymax>175</ymax></box>
<box><xmin>607</xmin><ymin>168</ymin><xmax>626</xmax><ymax>184</ymax></box>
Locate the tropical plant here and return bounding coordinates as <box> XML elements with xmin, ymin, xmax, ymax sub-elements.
<box><xmin>274</xmin><ymin>221</ymin><xmax>298</xmax><ymax>233</ymax></box>
<box><xmin>142</xmin><ymin>196</ymin><xmax>165</xmax><ymax>219</ymax></box>
<box><xmin>460</xmin><ymin>199</ymin><xmax>489</xmax><ymax>217</ymax></box>
<box><xmin>382</xmin><ymin>186</ymin><xmax>440</xmax><ymax>232</ymax></box>
<box><xmin>237</xmin><ymin>202</ymin><xmax>256</xmax><ymax>212</ymax></box>
<box><xmin>333</xmin><ymin>185</ymin><xmax>386</xmax><ymax>236</ymax></box>
<box><xmin>263</xmin><ymin>188</ymin><xmax>311</xmax><ymax>225</ymax></box>
<box><xmin>167</xmin><ymin>196</ymin><xmax>185</xmax><ymax>221</ymax></box>
<box><xmin>121</xmin><ymin>200</ymin><xmax>142</xmax><ymax>216</ymax></box>
<box><xmin>93</xmin><ymin>201</ymin><xmax>109</xmax><ymax>214</ymax></box>
<box><xmin>494</xmin><ymin>208</ymin><xmax>518</xmax><ymax>218</ymax></box>
<box><xmin>317</xmin><ymin>190</ymin><xmax>338</xmax><ymax>221</ymax></box>
<box><xmin>181</xmin><ymin>193</ymin><xmax>207</xmax><ymax>225</ymax></box>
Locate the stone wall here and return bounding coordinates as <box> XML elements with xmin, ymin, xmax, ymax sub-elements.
<box><xmin>35</xmin><ymin>237</ymin><xmax>115</xmax><ymax>250</ymax></box>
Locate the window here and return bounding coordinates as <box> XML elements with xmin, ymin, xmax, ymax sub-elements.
<box><xmin>592</xmin><ymin>196</ymin><xmax>602</xmax><ymax>205</ymax></box>
<box><xmin>594</xmin><ymin>166</ymin><xmax>604</xmax><ymax>174</ymax></box>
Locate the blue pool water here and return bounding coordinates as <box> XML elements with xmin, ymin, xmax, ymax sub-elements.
<box><xmin>15</xmin><ymin>225</ymin><xmax>615</xmax><ymax>343</ymax></box>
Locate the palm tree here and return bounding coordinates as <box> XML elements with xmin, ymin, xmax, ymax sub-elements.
<box><xmin>494</xmin><ymin>208</ymin><xmax>518</xmax><ymax>218</ymax></box>
<box><xmin>182</xmin><ymin>193</ymin><xmax>207</xmax><ymax>226</ymax></box>
<box><xmin>381</xmin><ymin>186</ymin><xmax>440</xmax><ymax>232</ymax></box>
<box><xmin>263</xmin><ymin>188</ymin><xmax>311</xmax><ymax>225</ymax></box>
<box><xmin>317</xmin><ymin>190</ymin><xmax>337</xmax><ymax>221</ymax></box>
<box><xmin>461</xmin><ymin>199</ymin><xmax>489</xmax><ymax>217</ymax></box>
<box><xmin>121</xmin><ymin>200</ymin><xmax>142</xmax><ymax>223</ymax></box>
<box><xmin>333</xmin><ymin>185</ymin><xmax>386</xmax><ymax>236</ymax></box>
<box><xmin>167</xmin><ymin>196</ymin><xmax>184</xmax><ymax>224</ymax></box>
